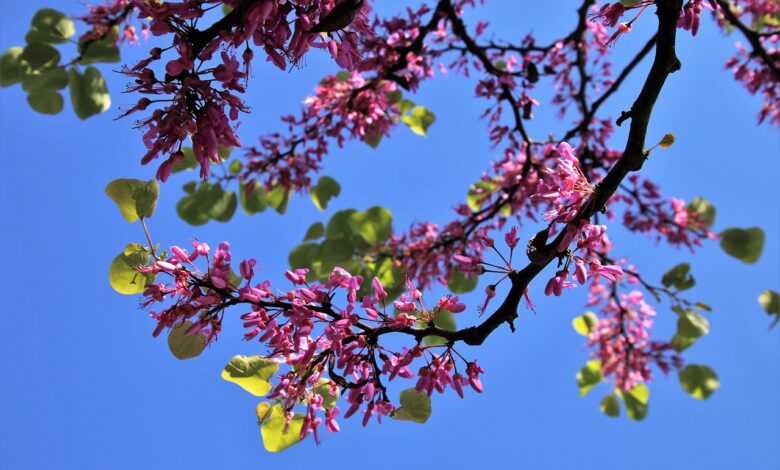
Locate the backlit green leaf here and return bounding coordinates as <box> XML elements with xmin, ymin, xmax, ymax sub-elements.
<box><xmin>687</xmin><ymin>197</ymin><xmax>716</xmax><ymax>229</ymax></box>
<box><xmin>257</xmin><ymin>403</ymin><xmax>304</xmax><ymax>453</ymax></box>
<box><xmin>572</xmin><ymin>312</ymin><xmax>599</xmax><ymax>336</ymax></box>
<box><xmin>679</xmin><ymin>364</ymin><xmax>719</xmax><ymax>400</ymax></box>
<box><xmin>576</xmin><ymin>359</ymin><xmax>602</xmax><ymax>397</ymax></box>
<box><xmin>69</xmin><ymin>66</ymin><xmax>110</xmax><ymax>119</ymax></box>
<box><xmin>620</xmin><ymin>383</ymin><xmax>649</xmax><ymax>421</ymax></box>
<box><xmin>392</xmin><ymin>388</ymin><xmax>432</xmax><ymax>424</ymax></box>
<box><xmin>600</xmin><ymin>394</ymin><xmax>620</xmax><ymax>418</ymax></box>
<box><xmin>105</xmin><ymin>178</ymin><xmax>145</xmax><ymax>223</ymax></box>
<box><xmin>661</xmin><ymin>263</ymin><xmax>695</xmax><ymax>291</ymax></box>
<box><xmin>401</xmin><ymin>105</ymin><xmax>436</xmax><ymax>136</ymax></box>
<box><xmin>133</xmin><ymin>180</ymin><xmax>160</xmax><ymax>219</ymax></box>
<box><xmin>310</xmin><ymin>176</ymin><xmax>341</xmax><ymax>211</ymax></box>
<box><xmin>221</xmin><ymin>355</ymin><xmax>278</xmax><ymax>396</ymax></box>
<box><xmin>349</xmin><ymin>206</ymin><xmax>392</xmax><ymax>245</ymax></box>
<box><xmin>447</xmin><ymin>270</ymin><xmax>478</xmax><ymax>294</ymax></box>
<box><xmin>239</xmin><ymin>180</ymin><xmax>268</xmax><ymax>215</ymax></box>
<box><xmin>304</xmin><ymin>222</ymin><xmax>325</xmax><ymax>241</ymax></box>
<box><xmin>108</xmin><ymin>243</ymin><xmax>152</xmax><ymax>295</ymax></box>
<box><xmin>758</xmin><ymin>289</ymin><xmax>780</xmax><ymax>329</ymax></box>
<box><xmin>423</xmin><ymin>309</ymin><xmax>457</xmax><ymax>346</ymax></box>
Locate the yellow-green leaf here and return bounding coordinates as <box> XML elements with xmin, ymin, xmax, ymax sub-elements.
<box><xmin>620</xmin><ymin>383</ymin><xmax>649</xmax><ymax>421</ymax></box>
<box><xmin>392</xmin><ymin>388</ymin><xmax>432</xmax><ymax>424</ymax></box>
<box><xmin>221</xmin><ymin>355</ymin><xmax>278</xmax><ymax>397</ymax></box>
<box><xmin>109</xmin><ymin>243</ymin><xmax>151</xmax><ymax>295</ymax></box>
<box><xmin>679</xmin><ymin>364</ymin><xmax>719</xmax><ymax>400</ymax></box>
<box><xmin>600</xmin><ymin>393</ymin><xmax>620</xmax><ymax>418</ymax></box>
<box><xmin>257</xmin><ymin>403</ymin><xmax>304</xmax><ymax>453</ymax></box>
<box><xmin>576</xmin><ymin>359</ymin><xmax>603</xmax><ymax>397</ymax></box>
<box><xmin>167</xmin><ymin>321</ymin><xmax>207</xmax><ymax>360</ymax></box>
<box><xmin>310</xmin><ymin>176</ymin><xmax>341</xmax><ymax>211</ymax></box>
<box><xmin>572</xmin><ymin>312</ymin><xmax>599</xmax><ymax>336</ymax></box>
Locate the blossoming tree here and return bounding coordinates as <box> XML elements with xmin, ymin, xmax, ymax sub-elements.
<box><xmin>2</xmin><ymin>0</ymin><xmax>778</xmax><ymax>452</ymax></box>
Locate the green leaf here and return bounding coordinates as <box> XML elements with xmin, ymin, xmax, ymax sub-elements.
<box><xmin>758</xmin><ymin>290</ymin><xmax>780</xmax><ymax>328</ymax></box>
<box><xmin>266</xmin><ymin>185</ymin><xmax>290</xmax><ymax>214</ymax></box>
<box><xmin>401</xmin><ymin>105</ymin><xmax>436</xmax><ymax>136</ymax></box>
<box><xmin>167</xmin><ymin>321</ymin><xmax>207</xmax><ymax>360</ymax></box>
<box><xmin>210</xmin><ymin>190</ymin><xmax>237</xmax><ymax>222</ymax></box>
<box><xmin>661</xmin><ymin>263</ymin><xmax>695</xmax><ymax>291</ymax></box>
<box><xmin>467</xmin><ymin>180</ymin><xmax>497</xmax><ymax>212</ymax></box>
<box><xmin>671</xmin><ymin>309</ymin><xmax>710</xmax><ymax>352</ymax></box>
<box><xmin>105</xmin><ymin>178</ymin><xmax>152</xmax><ymax>223</ymax></box>
<box><xmin>21</xmin><ymin>66</ymin><xmax>68</xmax><ymax>92</ymax></box>
<box><xmin>600</xmin><ymin>394</ymin><xmax>620</xmax><ymax>418</ymax></box>
<box><xmin>68</xmin><ymin>66</ymin><xmax>111</xmax><ymax>119</ymax></box>
<box><xmin>349</xmin><ymin>206</ymin><xmax>392</xmax><ymax>245</ymax></box>
<box><xmin>133</xmin><ymin>180</ymin><xmax>160</xmax><ymax>219</ymax></box>
<box><xmin>313</xmin><ymin>380</ymin><xmax>339</xmax><ymax>409</ymax></box>
<box><xmin>171</xmin><ymin>147</ymin><xmax>197</xmax><ymax>173</ymax></box>
<box><xmin>239</xmin><ymin>180</ymin><xmax>268</xmax><ymax>214</ymax></box>
<box><xmin>447</xmin><ymin>270</ymin><xmax>478</xmax><ymax>294</ymax></box>
<box><xmin>620</xmin><ymin>383</ymin><xmax>649</xmax><ymax>421</ymax></box>
<box><xmin>392</xmin><ymin>388</ymin><xmax>432</xmax><ymax>424</ymax></box>
<box><xmin>720</xmin><ymin>227</ymin><xmax>765</xmax><ymax>264</ymax></box>
<box><xmin>423</xmin><ymin>310</ymin><xmax>457</xmax><ymax>346</ymax></box>
<box><xmin>0</xmin><ymin>47</ymin><xmax>30</xmax><ymax>87</ymax></box>
<box><xmin>221</xmin><ymin>355</ymin><xmax>278</xmax><ymax>396</ymax></box>
<box><xmin>288</xmin><ymin>243</ymin><xmax>320</xmax><ymax>270</ymax></box>
<box><xmin>176</xmin><ymin>183</ymin><xmax>234</xmax><ymax>225</ymax></box>
<box><xmin>304</xmin><ymin>222</ymin><xmax>325</xmax><ymax>241</ymax></box>
<box><xmin>78</xmin><ymin>28</ymin><xmax>120</xmax><ymax>64</ymax></box>
<box><xmin>310</xmin><ymin>176</ymin><xmax>341</xmax><ymax>211</ymax></box>
<box><xmin>687</xmin><ymin>197</ymin><xmax>716</xmax><ymax>229</ymax></box>
<box><xmin>228</xmin><ymin>159</ymin><xmax>242</xmax><ymax>175</ymax></box>
<box><xmin>576</xmin><ymin>359</ymin><xmax>602</xmax><ymax>397</ymax></box>
<box><xmin>26</xmin><ymin>90</ymin><xmax>63</xmax><ymax>115</ymax></box>
<box><xmin>320</xmin><ymin>238</ymin><xmax>354</xmax><ymax>272</ymax></box>
<box><xmin>28</xmin><ymin>9</ymin><xmax>75</xmax><ymax>44</ymax></box>
<box><xmin>326</xmin><ymin>209</ymin><xmax>357</xmax><ymax>240</ymax></box>
<box><xmin>21</xmin><ymin>43</ymin><xmax>60</xmax><ymax>70</ymax></box>
<box><xmin>257</xmin><ymin>403</ymin><xmax>304</xmax><ymax>453</ymax></box>
<box><xmin>572</xmin><ymin>312</ymin><xmax>599</xmax><ymax>336</ymax></box>
<box><xmin>105</xmin><ymin>179</ymin><xmax>143</xmax><ymax>223</ymax></box>
<box><xmin>679</xmin><ymin>364</ymin><xmax>719</xmax><ymax>400</ymax></box>
<box><xmin>108</xmin><ymin>243</ymin><xmax>152</xmax><ymax>295</ymax></box>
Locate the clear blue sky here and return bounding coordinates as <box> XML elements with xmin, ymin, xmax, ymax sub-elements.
<box><xmin>1</xmin><ymin>1</ymin><xmax>778</xmax><ymax>469</ymax></box>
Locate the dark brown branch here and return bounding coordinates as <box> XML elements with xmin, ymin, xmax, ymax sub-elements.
<box><xmin>564</xmin><ymin>34</ymin><xmax>657</xmax><ymax>140</ymax></box>
<box><xmin>438</xmin><ymin>0</ymin><xmax>684</xmax><ymax>347</ymax></box>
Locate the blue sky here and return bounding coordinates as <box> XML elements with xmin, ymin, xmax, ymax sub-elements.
<box><xmin>1</xmin><ymin>1</ymin><xmax>778</xmax><ymax>469</ymax></box>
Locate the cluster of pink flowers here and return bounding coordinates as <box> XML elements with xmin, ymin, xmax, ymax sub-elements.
<box><xmin>139</xmin><ymin>239</ymin><xmax>485</xmax><ymax>445</ymax></box>
<box><xmin>82</xmin><ymin>0</ymin><xmax>377</xmax><ymax>180</ymax></box>
<box><xmin>586</xmin><ymin>286</ymin><xmax>681</xmax><ymax>391</ymax></box>
<box><xmin>615</xmin><ymin>174</ymin><xmax>717</xmax><ymax>249</ymax></box>
<box><xmin>235</xmin><ymin>4</ymin><xmax>440</xmax><ymax>193</ymax></box>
